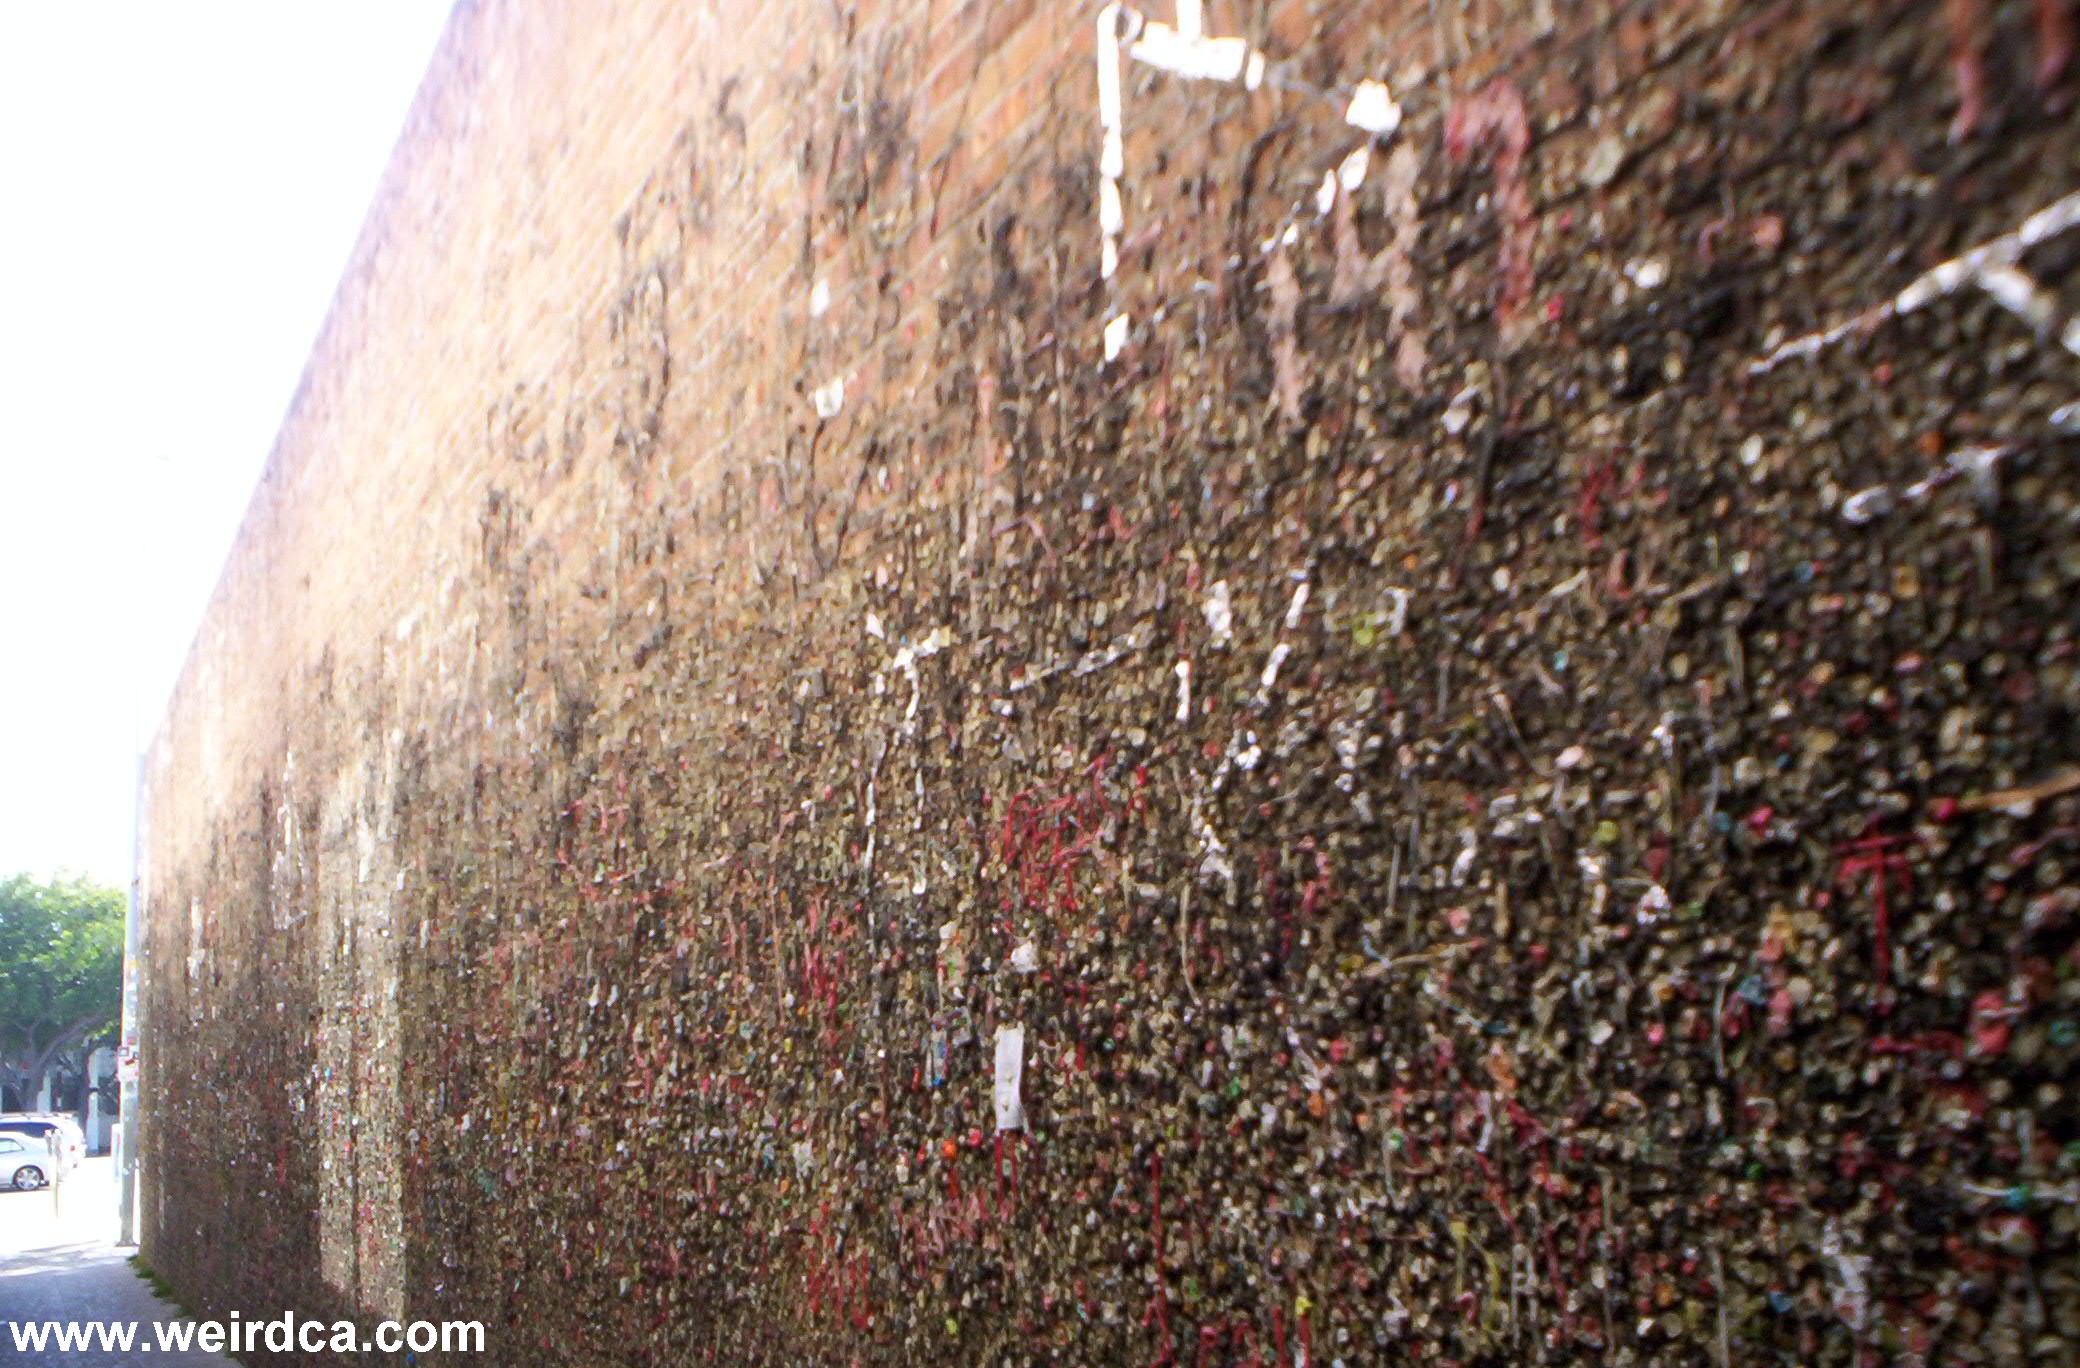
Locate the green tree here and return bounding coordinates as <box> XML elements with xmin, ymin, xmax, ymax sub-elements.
<box><xmin>0</xmin><ymin>874</ymin><xmax>124</xmax><ymax>1111</ymax></box>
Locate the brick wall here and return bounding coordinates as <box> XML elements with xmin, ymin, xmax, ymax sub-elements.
<box><xmin>141</xmin><ymin>1</ymin><xmax>2080</xmax><ymax>1363</ymax></box>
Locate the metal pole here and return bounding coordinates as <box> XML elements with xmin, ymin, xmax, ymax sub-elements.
<box><xmin>116</xmin><ymin>750</ymin><xmax>145</xmax><ymax>1246</ymax></box>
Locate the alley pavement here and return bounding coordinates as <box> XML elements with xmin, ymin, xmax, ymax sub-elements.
<box><xmin>0</xmin><ymin>1157</ymin><xmax>237</xmax><ymax>1366</ymax></box>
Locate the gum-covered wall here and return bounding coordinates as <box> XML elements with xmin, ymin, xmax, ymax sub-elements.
<box><xmin>140</xmin><ymin>1</ymin><xmax>2080</xmax><ymax>1363</ymax></box>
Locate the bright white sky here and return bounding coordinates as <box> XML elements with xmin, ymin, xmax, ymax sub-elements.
<box><xmin>0</xmin><ymin>4</ymin><xmax>453</xmax><ymax>888</ymax></box>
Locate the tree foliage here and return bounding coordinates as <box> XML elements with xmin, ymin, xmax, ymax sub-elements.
<box><xmin>0</xmin><ymin>873</ymin><xmax>124</xmax><ymax>1104</ymax></box>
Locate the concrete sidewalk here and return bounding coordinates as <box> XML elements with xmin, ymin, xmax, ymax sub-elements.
<box><xmin>0</xmin><ymin>1158</ymin><xmax>237</xmax><ymax>1366</ymax></box>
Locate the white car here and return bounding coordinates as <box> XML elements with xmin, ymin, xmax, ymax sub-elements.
<box><xmin>0</xmin><ymin>1115</ymin><xmax>84</xmax><ymax>1175</ymax></box>
<box><xmin>0</xmin><ymin>1134</ymin><xmax>51</xmax><ymax>1190</ymax></box>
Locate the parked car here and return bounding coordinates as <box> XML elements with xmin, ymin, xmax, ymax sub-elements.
<box><xmin>0</xmin><ymin>1115</ymin><xmax>84</xmax><ymax>1174</ymax></box>
<box><xmin>0</xmin><ymin>1134</ymin><xmax>51</xmax><ymax>1190</ymax></box>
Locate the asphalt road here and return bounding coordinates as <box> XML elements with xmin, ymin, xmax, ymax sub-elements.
<box><xmin>0</xmin><ymin>1156</ymin><xmax>237</xmax><ymax>1365</ymax></box>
